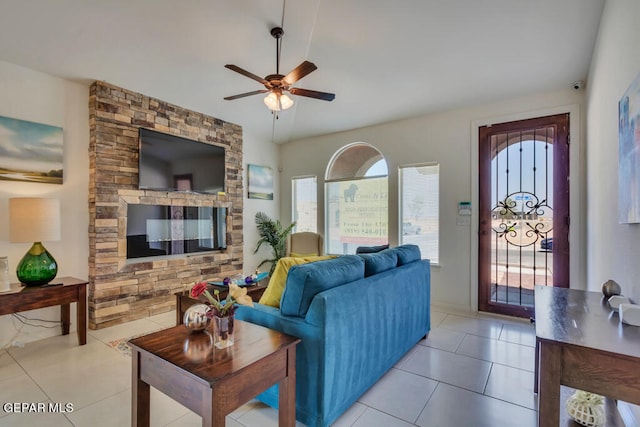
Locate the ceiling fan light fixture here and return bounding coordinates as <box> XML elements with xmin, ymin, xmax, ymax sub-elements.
<box><xmin>224</xmin><ymin>26</ymin><xmax>334</xmax><ymax>112</ymax></box>
<box><xmin>279</xmin><ymin>93</ymin><xmax>294</xmax><ymax>110</ymax></box>
<box><xmin>264</xmin><ymin>91</ymin><xmax>294</xmax><ymax>111</ymax></box>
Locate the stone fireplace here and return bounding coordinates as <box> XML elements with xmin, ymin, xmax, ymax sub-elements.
<box><xmin>88</xmin><ymin>81</ymin><xmax>244</xmax><ymax>329</ymax></box>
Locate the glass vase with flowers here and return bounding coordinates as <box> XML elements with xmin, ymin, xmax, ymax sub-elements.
<box><xmin>190</xmin><ymin>281</ymin><xmax>253</xmax><ymax>348</ymax></box>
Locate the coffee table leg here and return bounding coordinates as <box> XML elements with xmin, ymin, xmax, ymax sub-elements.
<box><xmin>132</xmin><ymin>349</ymin><xmax>150</xmax><ymax>427</ymax></box>
<box><xmin>278</xmin><ymin>346</ymin><xmax>297</xmax><ymax>427</ymax></box>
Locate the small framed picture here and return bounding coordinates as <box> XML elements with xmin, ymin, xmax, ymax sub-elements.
<box><xmin>248</xmin><ymin>164</ymin><xmax>274</xmax><ymax>200</ymax></box>
<box><xmin>0</xmin><ymin>115</ymin><xmax>64</xmax><ymax>184</ymax></box>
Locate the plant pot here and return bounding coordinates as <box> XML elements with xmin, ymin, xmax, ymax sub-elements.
<box><xmin>212</xmin><ymin>314</ymin><xmax>235</xmax><ymax>349</ymax></box>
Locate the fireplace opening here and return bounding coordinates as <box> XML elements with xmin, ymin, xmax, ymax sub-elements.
<box><xmin>126</xmin><ymin>204</ymin><xmax>227</xmax><ymax>259</ymax></box>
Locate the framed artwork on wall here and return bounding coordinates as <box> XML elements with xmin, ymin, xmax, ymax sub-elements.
<box><xmin>619</xmin><ymin>71</ymin><xmax>640</xmax><ymax>223</ymax></box>
<box><xmin>0</xmin><ymin>115</ymin><xmax>63</xmax><ymax>184</ymax></box>
<box><xmin>248</xmin><ymin>164</ymin><xmax>274</xmax><ymax>200</ymax></box>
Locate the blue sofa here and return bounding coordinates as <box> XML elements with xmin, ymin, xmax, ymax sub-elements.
<box><xmin>236</xmin><ymin>244</ymin><xmax>431</xmax><ymax>427</ymax></box>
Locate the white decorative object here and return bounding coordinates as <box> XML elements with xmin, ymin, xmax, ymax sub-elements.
<box><xmin>619</xmin><ymin>303</ymin><xmax>640</xmax><ymax>326</ymax></box>
<box><xmin>566</xmin><ymin>390</ymin><xmax>605</xmax><ymax>427</ymax></box>
<box><xmin>608</xmin><ymin>295</ymin><xmax>630</xmax><ymax>312</ymax></box>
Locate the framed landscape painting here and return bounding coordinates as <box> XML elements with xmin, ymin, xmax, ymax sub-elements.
<box><xmin>619</xmin><ymin>71</ymin><xmax>640</xmax><ymax>223</ymax></box>
<box><xmin>0</xmin><ymin>115</ymin><xmax>63</xmax><ymax>184</ymax></box>
<box><xmin>248</xmin><ymin>164</ymin><xmax>274</xmax><ymax>200</ymax></box>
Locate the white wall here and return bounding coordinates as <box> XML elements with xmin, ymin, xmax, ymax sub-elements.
<box><xmin>0</xmin><ymin>60</ymin><xmax>89</xmax><ymax>346</ymax></box>
<box><xmin>242</xmin><ymin>129</ymin><xmax>280</xmax><ymax>275</ymax></box>
<box><xmin>586</xmin><ymin>0</ymin><xmax>640</xmax><ymax>300</ymax></box>
<box><xmin>280</xmin><ymin>89</ymin><xmax>585</xmax><ymax>312</ymax></box>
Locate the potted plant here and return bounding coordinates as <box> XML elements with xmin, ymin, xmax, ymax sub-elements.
<box><xmin>254</xmin><ymin>212</ymin><xmax>295</xmax><ymax>274</ymax></box>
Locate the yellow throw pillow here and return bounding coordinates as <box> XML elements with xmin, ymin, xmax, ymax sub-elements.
<box><xmin>259</xmin><ymin>255</ymin><xmax>335</xmax><ymax>308</ymax></box>
<box><xmin>290</xmin><ymin>252</ymin><xmax>319</xmax><ymax>258</ymax></box>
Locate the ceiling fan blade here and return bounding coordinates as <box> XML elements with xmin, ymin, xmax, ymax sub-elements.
<box><xmin>283</xmin><ymin>61</ymin><xmax>318</xmax><ymax>85</ymax></box>
<box><xmin>224</xmin><ymin>89</ymin><xmax>269</xmax><ymax>100</ymax></box>
<box><xmin>225</xmin><ymin>64</ymin><xmax>269</xmax><ymax>85</ymax></box>
<box><xmin>289</xmin><ymin>87</ymin><xmax>335</xmax><ymax>102</ymax></box>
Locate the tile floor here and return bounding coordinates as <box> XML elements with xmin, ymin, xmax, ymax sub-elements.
<box><xmin>0</xmin><ymin>305</ymin><xmax>541</xmax><ymax>426</ymax></box>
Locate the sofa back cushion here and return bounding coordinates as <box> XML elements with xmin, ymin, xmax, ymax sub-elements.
<box><xmin>259</xmin><ymin>255</ymin><xmax>335</xmax><ymax>308</ymax></box>
<box><xmin>280</xmin><ymin>255</ymin><xmax>365</xmax><ymax>317</ymax></box>
<box><xmin>358</xmin><ymin>249</ymin><xmax>398</xmax><ymax>277</ymax></box>
<box><xmin>390</xmin><ymin>244</ymin><xmax>422</xmax><ymax>265</ymax></box>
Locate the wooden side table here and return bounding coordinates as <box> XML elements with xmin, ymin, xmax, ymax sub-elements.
<box><xmin>535</xmin><ymin>285</ymin><xmax>640</xmax><ymax>426</ymax></box>
<box><xmin>0</xmin><ymin>276</ymin><xmax>88</xmax><ymax>345</ymax></box>
<box><xmin>130</xmin><ymin>320</ymin><xmax>300</xmax><ymax>427</ymax></box>
<box><xmin>176</xmin><ymin>279</ymin><xmax>269</xmax><ymax>325</ymax></box>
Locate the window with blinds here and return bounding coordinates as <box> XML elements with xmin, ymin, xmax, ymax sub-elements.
<box><xmin>399</xmin><ymin>163</ymin><xmax>439</xmax><ymax>263</ymax></box>
<box><xmin>292</xmin><ymin>176</ymin><xmax>317</xmax><ymax>233</ymax></box>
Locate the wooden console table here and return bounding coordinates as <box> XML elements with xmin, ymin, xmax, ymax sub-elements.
<box><xmin>535</xmin><ymin>285</ymin><xmax>640</xmax><ymax>427</ymax></box>
<box><xmin>0</xmin><ymin>276</ymin><xmax>88</xmax><ymax>345</ymax></box>
<box><xmin>130</xmin><ymin>320</ymin><xmax>300</xmax><ymax>427</ymax></box>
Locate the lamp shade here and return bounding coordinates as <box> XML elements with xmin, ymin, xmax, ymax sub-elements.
<box><xmin>9</xmin><ymin>198</ymin><xmax>61</xmax><ymax>243</ymax></box>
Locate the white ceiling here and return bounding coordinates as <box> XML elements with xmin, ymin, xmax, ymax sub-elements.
<box><xmin>0</xmin><ymin>0</ymin><xmax>604</xmax><ymax>144</ymax></box>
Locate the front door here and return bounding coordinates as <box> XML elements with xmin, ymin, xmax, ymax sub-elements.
<box><xmin>478</xmin><ymin>114</ymin><xmax>570</xmax><ymax>318</ymax></box>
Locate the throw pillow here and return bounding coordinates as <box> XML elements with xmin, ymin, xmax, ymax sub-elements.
<box><xmin>259</xmin><ymin>255</ymin><xmax>335</xmax><ymax>308</ymax></box>
<box><xmin>290</xmin><ymin>252</ymin><xmax>319</xmax><ymax>258</ymax></box>
<box><xmin>355</xmin><ymin>244</ymin><xmax>389</xmax><ymax>254</ymax></box>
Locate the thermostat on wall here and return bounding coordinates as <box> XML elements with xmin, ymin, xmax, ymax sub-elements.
<box><xmin>458</xmin><ymin>202</ymin><xmax>471</xmax><ymax>216</ymax></box>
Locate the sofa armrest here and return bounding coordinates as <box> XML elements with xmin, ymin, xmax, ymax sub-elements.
<box><xmin>235</xmin><ymin>303</ymin><xmax>321</xmax><ymax>340</ymax></box>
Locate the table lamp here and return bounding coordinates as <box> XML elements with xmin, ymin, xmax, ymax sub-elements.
<box><xmin>9</xmin><ymin>198</ymin><xmax>61</xmax><ymax>286</ymax></box>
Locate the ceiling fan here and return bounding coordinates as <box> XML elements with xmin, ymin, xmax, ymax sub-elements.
<box><xmin>224</xmin><ymin>27</ymin><xmax>335</xmax><ymax>114</ymax></box>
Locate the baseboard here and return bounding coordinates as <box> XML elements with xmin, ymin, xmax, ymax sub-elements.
<box><xmin>617</xmin><ymin>401</ymin><xmax>640</xmax><ymax>426</ymax></box>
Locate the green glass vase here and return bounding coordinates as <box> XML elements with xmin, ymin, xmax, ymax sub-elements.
<box><xmin>16</xmin><ymin>242</ymin><xmax>58</xmax><ymax>286</ymax></box>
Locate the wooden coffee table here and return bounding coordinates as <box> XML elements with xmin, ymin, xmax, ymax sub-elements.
<box><xmin>175</xmin><ymin>278</ymin><xmax>269</xmax><ymax>325</ymax></box>
<box><xmin>130</xmin><ymin>320</ymin><xmax>300</xmax><ymax>427</ymax></box>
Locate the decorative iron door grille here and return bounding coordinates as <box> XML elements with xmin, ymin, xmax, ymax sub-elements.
<box><xmin>479</xmin><ymin>114</ymin><xmax>569</xmax><ymax>318</ymax></box>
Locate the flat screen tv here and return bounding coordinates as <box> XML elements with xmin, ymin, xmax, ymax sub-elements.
<box><xmin>138</xmin><ymin>128</ymin><xmax>225</xmax><ymax>194</ymax></box>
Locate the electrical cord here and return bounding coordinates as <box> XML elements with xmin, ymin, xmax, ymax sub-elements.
<box><xmin>12</xmin><ymin>312</ymin><xmax>62</xmax><ymax>328</ymax></box>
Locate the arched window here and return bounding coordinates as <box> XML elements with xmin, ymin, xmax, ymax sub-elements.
<box><xmin>325</xmin><ymin>143</ymin><xmax>388</xmax><ymax>254</ymax></box>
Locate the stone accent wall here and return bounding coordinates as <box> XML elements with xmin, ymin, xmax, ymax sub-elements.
<box><xmin>88</xmin><ymin>81</ymin><xmax>243</xmax><ymax>329</ymax></box>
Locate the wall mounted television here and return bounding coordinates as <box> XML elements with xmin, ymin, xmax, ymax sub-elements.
<box><xmin>138</xmin><ymin>128</ymin><xmax>225</xmax><ymax>194</ymax></box>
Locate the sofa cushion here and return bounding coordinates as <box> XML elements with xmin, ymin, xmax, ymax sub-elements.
<box><xmin>391</xmin><ymin>244</ymin><xmax>422</xmax><ymax>265</ymax></box>
<box><xmin>259</xmin><ymin>255</ymin><xmax>335</xmax><ymax>308</ymax></box>
<box><xmin>358</xmin><ymin>249</ymin><xmax>398</xmax><ymax>276</ymax></box>
<box><xmin>280</xmin><ymin>255</ymin><xmax>365</xmax><ymax>317</ymax></box>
